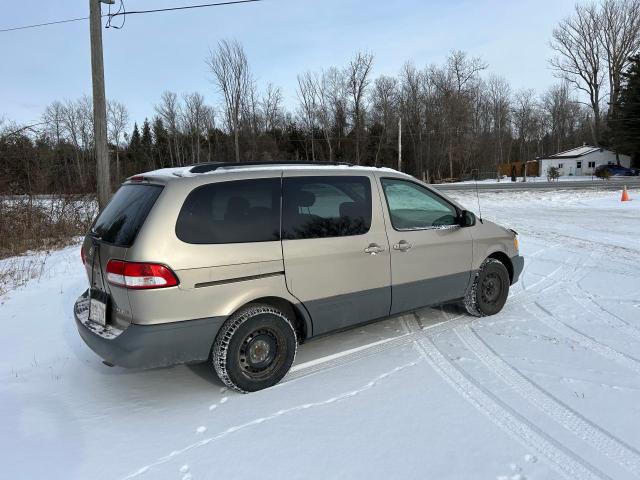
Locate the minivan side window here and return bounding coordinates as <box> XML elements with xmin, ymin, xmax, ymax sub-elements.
<box><xmin>381</xmin><ymin>178</ymin><xmax>458</xmax><ymax>230</ymax></box>
<box><xmin>176</xmin><ymin>178</ymin><xmax>281</xmax><ymax>244</ymax></box>
<box><xmin>282</xmin><ymin>176</ymin><xmax>372</xmax><ymax>240</ymax></box>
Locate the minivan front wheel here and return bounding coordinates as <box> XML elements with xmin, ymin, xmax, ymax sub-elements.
<box><xmin>464</xmin><ymin>258</ymin><xmax>510</xmax><ymax>317</ymax></box>
<box><xmin>212</xmin><ymin>303</ymin><xmax>297</xmax><ymax>393</ymax></box>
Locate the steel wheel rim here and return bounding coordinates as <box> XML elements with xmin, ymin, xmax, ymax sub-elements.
<box><xmin>481</xmin><ymin>272</ymin><xmax>503</xmax><ymax>305</ymax></box>
<box><xmin>238</xmin><ymin>328</ymin><xmax>282</xmax><ymax>378</ymax></box>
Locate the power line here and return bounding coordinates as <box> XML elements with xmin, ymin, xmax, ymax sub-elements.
<box><xmin>0</xmin><ymin>16</ymin><xmax>89</xmax><ymax>33</ymax></box>
<box><xmin>111</xmin><ymin>0</ymin><xmax>261</xmax><ymax>17</ymax></box>
<box><xmin>0</xmin><ymin>0</ymin><xmax>262</xmax><ymax>34</ymax></box>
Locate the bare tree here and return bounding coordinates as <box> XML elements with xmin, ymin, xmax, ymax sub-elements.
<box><xmin>371</xmin><ymin>75</ymin><xmax>398</xmax><ymax>166</ymax></box>
<box><xmin>550</xmin><ymin>3</ymin><xmax>605</xmax><ymax>142</ymax></box>
<box><xmin>315</xmin><ymin>70</ymin><xmax>342</xmax><ymax>161</ymax></box>
<box><xmin>204</xmin><ymin>105</ymin><xmax>217</xmax><ymax>162</ymax></box>
<box><xmin>430</xmin><ymin>51</ymin><xmax>487</xmax><ymax>178</ymax></box>
<box><xmin>326</xmin><ymin>67</ymin><xmax>348</xmax><ymax>155</ymax></box>
<box><xmin>400</xmin><ymin>63</ymin><xmax>425</xmax><ymax>174</ymax></box>
<box><xmin>206</xmin><ymin>39</ymin><xmax>251</xmax><ymax>163</ymax></box>
<box><xmin>77</xmin><ymin>96</ymin><xmax>95</xmax><ymax>154</ymax></box>
<box><xmin>486</xmin><ymin>75</ymin><xmax>511</xmax><ymax>167</ymax></box>
<box><xmin>107</xmin><ymin>100</ymin><xmax>129</xmax><ymax>181</ymax></box>
<box><xmin>542</xmin><ymin>82</ymin><xmax>580</xmax><ymax>153</ymax></box>
<box><xmin>448</xmin><ymin>50</ymin><xmax>487</xmax><ymax>94</ymax></box>
<box><xmin>261</xmin><ymin>83</ymin><xmax>283</xmax><ymax>132</ymax></box>
<box><xmin>155</xmin><ymin>91</ymin><xmax>181</xmax><ymax>166</ymax></box>
<box><xmin>182</xmin><ymin>92</ymin><xmax>209</xmax><ymax>164</ymax></box>
<box><xmin>60</xmin><ymin>97</ymin><xmax>94</xmax><ymax>187</ymax></box>
<box><xmin>346</xmin><ymin>52</ymin><xmax>374</xmax><ymax>164</ymax></box>
<box><xmin>43</xmin><ymin>101</ymin><xmax>65</xmax><ymax>146</ymax></box>
<box><xmin>296</xmin><ymin>71</ymin><xmax>319</xmax><ymax>161</ymax></box>
<box><xmin>513</xmin><ymin>89</ymin><xmax>543</xmax><ymax>162</ymax></box>
<box><xmin>598</xmin><ymin>0</ymin><xmax>640</xmax><ymax>117</ymax></box>
<box><xmin>242</xmin><ymin>78</ymin><xmax>261</xmax><ymax>160</ymax></box>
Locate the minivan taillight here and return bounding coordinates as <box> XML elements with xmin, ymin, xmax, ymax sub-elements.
<box><xmin>106</xmin><ymin>260</ymin><xmax>179</xmax><ymax>289</ymax></box>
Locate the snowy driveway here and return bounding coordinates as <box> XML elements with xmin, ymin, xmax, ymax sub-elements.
<box><xmin>2</xmin><ymin>189</ymin><xmax>640</xmax><ymax>480</ymax></box>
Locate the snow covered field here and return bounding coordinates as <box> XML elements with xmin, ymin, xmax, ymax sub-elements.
<box><xmin>2</xmin><ymin>188</ymin><xmax>640</xmax><ymax>480</ymax></box>
<box><xmin>450</xmin><ymin>175</ymin><xmax>613</xmax><ymax>184</ymax></box>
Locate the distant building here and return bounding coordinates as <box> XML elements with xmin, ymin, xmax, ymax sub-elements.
<box><xmin>538</xmin><ymin>146</ymin><xmax>631</xmax><ymax>177</ymax></box>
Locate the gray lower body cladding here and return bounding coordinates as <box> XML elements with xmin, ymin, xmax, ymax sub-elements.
<box><xmin>390</xmin><ymin>271</ymin><xmax>471</xmax><ymax>315</ymax></box>
<box><xmin>511</xmin><ymin>254</ymin><xmax>524</xmax><ymax>284</ymax></box>
<box><xmin>74</xmin><ymin>291</ymin><xmax>224</xmax><ymax>368</ymax></box>
<box><xmin>74</xmin><ymin>257</ymin><xmax>524</xmax><ymax>369</ymax></box>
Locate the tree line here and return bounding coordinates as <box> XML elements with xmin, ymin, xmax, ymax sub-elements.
<box><xmin>1</xmin><ymin>0</ymin><xmax>639</xmax><ymax>195</ymax></box>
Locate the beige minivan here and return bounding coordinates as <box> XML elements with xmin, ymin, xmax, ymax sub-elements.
<box><xmin>74</xmin><ymin>162</ymin><xmax>523</xmax><ymax>392</ymax></box>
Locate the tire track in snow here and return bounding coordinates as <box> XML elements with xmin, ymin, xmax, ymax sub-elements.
<box><xmin>121</xmin><ymin>360</ymin><xmax>421</xmax><ymax>480</ymax></box>
<box><xmin>548</xmin><ymin>247</ymin><xmax>640</xmax><ymax>355</ymax></box>
<box><xmin>511</xmin><ymin>242</ymin><xmax>564</xmax><ymax>297</ymax></box>
<box><xmin>510</xmin><ymin>247</ymin><xmax>588</xmax><ymax>305</ymax></box>
<box><xmin>511</xmin><ymin>263</ymin><xmax>563</xmax><ymax>298</ymax></box>
<box><xmin>282</xmin><ymin>313</ymin><xmax>464</xmax><ymax>384</ymax></box>
<box><xmin>528</xmin><ymin>302</ymin><xmax>640</xmax><ymax>376</ymax></box>
<box><xmin>455</xmin><ymin>324</ymin><xmax>640</xmax><ymax>476</ymax></box>
<box><xmin>522</xmin><ymin>246</ymin><xmax>640</xmax><ymax>348</ymax></box>
<box><xmin>283</xmin><ymin>242</ymin><xmax>609</xmax><ymax>388</ymax></box>
<box><xmin>570</xmin><ymin>285</ymin><xmax>640</xmax><ymax>343</ymax></box>
<box><xmin>411</xmin><ymin>320</ymin><xmax>610</xmax><ymax>480</ymax></box>
<box><xmin>513</xmin><ymin>243</ymin><xmax>560</xmax><ymax>296</ymax></box>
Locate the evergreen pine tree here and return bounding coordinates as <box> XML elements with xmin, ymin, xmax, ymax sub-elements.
<box><xmin>128</xmin><ymin>123</ymin><xmax>142</xmax><ymax>173</ymax></box>
<box><xmin>152</xmin><ymin>117</ymin><xmax>169</xmax><ymax>167</ymax></box>
<box><xmin>141</xmin><ymin>118</ymin><xmax>153</xmax><ymax>169</ymax></box>
<box><xmin>129</xmin><ymin>123</ymin><xmax>141</xmax><ymax>151</ymax></box>
<box><xmin>614</xmin><ymin>55</ymin><xmax>640</xmax><ymax>164</ymax></box>
<box><xmin>141</xmin><ymin>119</ymin><xmax>152</xmax><ymax>148</ymax></box>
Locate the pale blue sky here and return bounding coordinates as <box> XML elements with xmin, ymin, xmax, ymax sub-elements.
<box><xmin>1</xmin><ymin>0</ymin><xmax>577</xmax><ymax>125</ymax></box>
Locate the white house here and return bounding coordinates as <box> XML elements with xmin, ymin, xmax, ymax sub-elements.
<box><xmin>538</xmin><ymin>145</ymin><xmax>631</xmax><ymax>177</ymax></box>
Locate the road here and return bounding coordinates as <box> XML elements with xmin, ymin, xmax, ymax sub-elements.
<box><xmin>434</xmin><ymin>176</ymin><xmax>640</xmax><ymax>192</ymax></box>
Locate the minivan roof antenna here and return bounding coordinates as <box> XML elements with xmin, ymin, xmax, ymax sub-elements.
<box><xmin>472</xmin><ymin>168</ymin><xmax>483</xmax><ymax>223</ymax></box>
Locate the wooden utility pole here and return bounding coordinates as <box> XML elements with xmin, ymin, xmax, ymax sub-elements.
<box><xmin>397</xmin><ymin>117</ymin><xmax>402</xmax><ymax>172</ymax></box>
<box><xmin>90</xmin><ymin>0</ymin><xmax>114</xmax><ymax>210</ymax></box>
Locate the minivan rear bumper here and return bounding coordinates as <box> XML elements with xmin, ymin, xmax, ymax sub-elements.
<box><xmin>74</xmin><ymin>290</ymin><xmax>224</xmax><ymax>369</ymax></box>
<box><xmin>511</xmin><ymin>255</ymin><xmax>524</xmax><ymax>284</ymax></box>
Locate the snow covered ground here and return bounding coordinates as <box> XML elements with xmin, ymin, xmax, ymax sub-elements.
<box><xmin>449</xmin><ymin>175</ymin><xmax>605</xmax><ymax>184</ymax></box>
<box><xmin>1</xmin><ymin>188</ymin><xmax>640</xmax><ymax>480</ymax></box>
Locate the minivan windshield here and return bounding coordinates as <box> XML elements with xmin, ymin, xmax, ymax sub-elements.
<box><xmin>91</xmin><ymin>184</ymin><xmax>163</xmax><ymax>247</ymax></box>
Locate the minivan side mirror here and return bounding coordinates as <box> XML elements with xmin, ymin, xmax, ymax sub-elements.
<box><xmin>459</xmin><ymin>210</ymin><xmax>476</xmax><ymax>227</ymax></box>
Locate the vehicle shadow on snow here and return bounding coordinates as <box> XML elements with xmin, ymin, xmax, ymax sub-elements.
<box><xmin>74</xmin><ymin>303</ymin><xmax>470</xmax><ymax>394</ymax></box>
<box><xmin>180</xmin><ymin>303</ymin><xmax>468</xmax><ymax>388</ymax></box>
<box><xmin>186</xmin><ymin>361</ymin><xmax>226</xmax><ymax>387</ymax></box>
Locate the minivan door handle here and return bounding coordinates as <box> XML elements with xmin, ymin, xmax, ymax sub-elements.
<box><xmin>393</xmin><ymin>240</ymin><xmax>412</xmax><ymax>252</ymax></box>
<box><xmin>364</xmin><ymin>243</ymin><xmax>385</xmax><ymax>255</ymax></box>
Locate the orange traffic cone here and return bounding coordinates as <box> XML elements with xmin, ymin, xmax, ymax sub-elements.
<box><xmin>621</xmin><ymin>185</ymin><xmax>631</xmax><ymax>202</ymax></box>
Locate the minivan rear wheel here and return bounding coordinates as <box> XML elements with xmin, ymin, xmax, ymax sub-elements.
<box><xmin>463</xmin><ymin>258</ymin><xmax>510</xmax><ymax>317</ymax></box>
<box><xmin>212</xmin><ymin>303</ymin><xmax>297</xmax><ymax>393</ymax></box>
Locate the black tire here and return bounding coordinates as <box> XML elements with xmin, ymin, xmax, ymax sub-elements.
<box><xmin>212</xmin><ymin>303</ymin><xmax>297</xmax><ymax>393</ymax></box>
<box><xmin>463</xmin><ymin>258</ymin><xmax>510</xmax><ymax>317</ymax></box>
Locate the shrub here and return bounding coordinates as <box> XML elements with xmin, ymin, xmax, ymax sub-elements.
<box><xmin>547</xmin><ymin>166</ymin><xmax>560</xmax><ymax>181</ymax></box>
<box><xmin>0</xmin><ymin>195</ymin><xmax>96</xmax><ymax>295</ymax></box>
<box><xmin>595</xmin><ymin>167</ymin><xmax>611</xmax><ymax>180</ymax></box>
<box><xmin>0</xmin><ymin>195</ymin><xmax>96</xmax><ymax>259</ymax></box>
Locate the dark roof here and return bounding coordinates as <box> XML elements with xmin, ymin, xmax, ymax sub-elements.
<box><xmin>542</xmin><ymin>145</ymin><xmax>602</xmax><ymax>159</ymax></box>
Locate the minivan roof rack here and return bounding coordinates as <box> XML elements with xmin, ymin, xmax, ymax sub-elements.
<box><xmin>189</xmin><ymin>161</ymin><xmax>354</xmax><ymax>174</ymax></box>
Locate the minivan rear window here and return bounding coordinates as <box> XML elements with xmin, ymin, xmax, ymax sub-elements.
<box><xmin>175</xmin><ymin>178</ymin><xmax>281</xmax><ymax>244</ymax></box>
<box><xmin>91</xmin><ymin>184</ymin><xmax>163</xmax><ymax>247</ymax></box>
